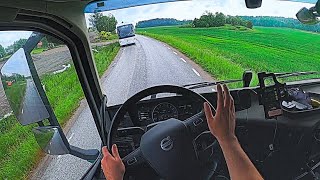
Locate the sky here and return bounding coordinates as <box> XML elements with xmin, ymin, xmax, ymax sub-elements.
<box><xmin>1</xmin><ymin>48</ymin><xmax>31</xmax><ymax>77</ymax></box>
<box><xmin>0</xmin><ymin>31</ymin><xmax>32</xmax><ymax>48</ymax></box>
<box><xmin>85</xmin><ymin>0</ymin><xmax>314</xmax><ymax>26</ymax></box>
<box><xmin>0</xmin><ymin>0</ymin><xmax>314</xmax><ymax>48</ymax></box>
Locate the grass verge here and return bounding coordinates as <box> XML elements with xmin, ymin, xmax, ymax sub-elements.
<box><xmin>0</xmin><ymin>43</ymin><xmax>120</xmax><ymax>179</ymax></box>
<box><xmin>2</xmin><ymin>81</ymin><xmax>27</xmax><ymax>115</ymax></box>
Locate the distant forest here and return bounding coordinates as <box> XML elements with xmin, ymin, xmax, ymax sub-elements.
<box><xmin>136</xmin><ymin>15</ymin><xmax>320</xmax><ymax>33</ymax></box>
<box><xmin>136</xmin><ymin>18</ymin><xmax>192</xmax><ymax>28</ymax></box>
<box><xmin>241</xmin><ymin>16</ymin><xmax>320</xmax><ymax>32</ymax></box>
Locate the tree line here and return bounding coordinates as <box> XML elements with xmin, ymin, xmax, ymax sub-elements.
<box><xmin>136</xmin><ymin>12</ymin><xmax>253</xmax><ymax>29</ymax></box>
<box><xmin>193</xmin><ymin>11</ymin><xmax>253</xmax><ymax>29</ymax></box>
<box><xmin>0</xmin><ymin>39</ymin><xmax>27</xmax><ymax>59</ymax></box>
<box><xmin>0</xmin><ymin>35</ymin><xmax>64</xmax><ymax>60</ymax></box>
<box><xmin>241</xmin><ymin>16</ymin><xmax>320</xmax><ymax>32</ymax></box>
<box><xmin>136</xmin><ymin>18</ymin><xmax>192</xmax><ymax>28</ymax></box>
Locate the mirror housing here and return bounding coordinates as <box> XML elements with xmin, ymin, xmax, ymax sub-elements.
<box><xmin>33</xmin><ymin>126</ymin><xmax>100</xmax><ymax>161</ymax></box>
<box><xmin>296</xmin><ymin>7</ymin><xmax>319</xmax><ymax>25</ymax></box>
<box><xmin>33</xmin><ymin>126</ymin><xmax>70</xmax><ymax>155</ymax></box>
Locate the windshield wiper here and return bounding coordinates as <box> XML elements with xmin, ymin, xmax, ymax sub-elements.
<box><xmin>183</xmin><ymin>70</ymin><xmax>253</xmax><ymax>90</ymax></box>
<box><xmin>182</xmin><ymin>79</ymin><xmax>242</xmax><ymax>90</ymax></box>
<box><xmin>274</xmin><ymin>71</ymin><xmax>320</xmax><ymax>78</ymax></box>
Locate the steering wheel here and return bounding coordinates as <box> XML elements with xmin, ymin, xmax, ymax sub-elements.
<box><xmin>108</xmin><ymin>85</ymin><xmax>219</xmax><ymax>179</ymax></box>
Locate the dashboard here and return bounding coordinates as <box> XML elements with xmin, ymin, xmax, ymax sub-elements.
<box><xmin>107</xmin><ymin>95</ymin><xmax>204</xmax><ymax>128</ymax></box>
<box><xmin>106</xmin><ymin>90</ymin><xmax>252</xmax><ymax>158</ymax></box>
<box><xmin>104</xmin><ymin>81</ymin><xmax>320</xmax><ymax>179</ymax></box>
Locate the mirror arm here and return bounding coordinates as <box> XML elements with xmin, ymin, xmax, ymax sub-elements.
<box><xmin>24</xmin><ymin>32</ymin><xmax>44</xmax><ymax>53</ymax></box>
<box><xmin>24</xmin><ymin>34</ymin><xmax>61</xmax><ymax>127</ymax></box>
<box><xmin>69</xmin><ymin>145</ymin><xmax>99</xmax><ymax>162</ymax></box>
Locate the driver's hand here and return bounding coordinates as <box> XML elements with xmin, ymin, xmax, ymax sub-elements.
<box><xmin>101</xmin><ymin>145</ymin><xmax>125</xmax><ymax>180</ymax></box>
<box><xmin>204</xmin><ymin>84</ymin><xmax>237</xmax><ymax>143</ymax></box>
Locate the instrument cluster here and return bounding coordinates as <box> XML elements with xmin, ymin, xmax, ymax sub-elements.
<box><xmin>137</xmin><ymin>100</ymin><xmax>200</xmax><ymax>126</ymax></box>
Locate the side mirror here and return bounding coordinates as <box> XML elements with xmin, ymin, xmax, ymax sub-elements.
<box><xmin>32</xmin><ymin>126</ymin><xmax>70</xmax><ymax>155</ymax></box>
<box><xmin>0</xmin><ymin>48</ymin><xmax>49</xmax><ymax>125</ymax></box>
<box><xmin>296</xmin><ymin>7</ymin><xmax>319</xmax><ymax>25</ymax></box>
<box><xmin>1</xmin><ymin>32</ymin><xmax>99</xmax><ymax>162</ymax></box>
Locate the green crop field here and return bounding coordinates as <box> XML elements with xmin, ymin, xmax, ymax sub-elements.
<box><xmin>137</xmin><ymin>26</ymin><xmax>320</xmax><ymax>86</ymax></box>
<box><xmin>0</xmin><ymin>43</ymin><xmax>120</xmax><ymax>179</ymax></box>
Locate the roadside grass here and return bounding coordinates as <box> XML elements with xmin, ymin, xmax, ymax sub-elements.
<box><xmin>137</xmin><ymin>26</ymin><xmax>320</xmax><ymax>87</ymax></box>
<box><xmin>2</xmin><ymin>81</ymin><xmax>27</xmax><ymax>114</ymax></box>
<box><xmin>94</xmin><ymin>44</ymin><xmax>120</xmax><ymax>76</ymax></box>
<box><xmin>0</xmin><ymin>42</ymin><xmax>120</xmax><ymax>179</ymax></box>
<box><xmin>99</xmin><ymin>33</ymin><xmax>119</xmax><ymax>42</ymax></box>
<box><xmin>31</xmin><ymin>48</ymin><xmax>47</xmax><ymax>55</ymax></box>
<box><xmin>0</xmin><ymin>54</ymin><xmax>12</xmax><ymax>62</ymax></box>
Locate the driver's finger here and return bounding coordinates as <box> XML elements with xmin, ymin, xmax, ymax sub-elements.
<box><xmin>111</xmin><ymin>144</ymin><xmax>121</xmax><ymax>160</ymax></box>
<box><xmin>203</xmin><ymin>102</ymin><xmax>214</xmax><ymax>125</ymax></box>
<box><xmin>102</xmin><ymin>146</ymin><xmax>112</xmax><ymax>159</ymax></box>
<box><xmin>216</xmin><ymin>84</ymin><xmax>223</xmax><ymax>110</ymax></box>
<box><xmin>223</xmin><ymin>84</ymin><xmax>231</xmax><ymax>109</ymax></box>
<box><xmin>204</xmin><ymin>102</ymin><xmax>214</xmax><ymax>121</ymax></box>
<box><xmin>231</xmin><ymin>98</ymin><xmax>235</xmax><ymax>115</ymax></box>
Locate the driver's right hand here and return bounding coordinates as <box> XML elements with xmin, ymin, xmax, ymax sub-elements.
<box><xmin>101</xmin><ymin>145</ymin><xmax>125</xmax><ymax>180</ymax></box>
<box><xmin>204</xmin><ymin>84</ymin><xmax>237</xmax><ymax>143</ymax></box>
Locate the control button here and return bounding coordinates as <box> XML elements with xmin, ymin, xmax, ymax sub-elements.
<box><xmin>127</xmin><ymin>157</ymin><xmax>137</xmax><ymax>165</ymax></box>
<box><xmin>193</xmin><ymin>118</ymin><xmax>204</xmax><ymax>126</ymax></box>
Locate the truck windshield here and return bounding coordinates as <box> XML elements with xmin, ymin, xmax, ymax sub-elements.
<box><xmin>117</xmin><ymin>24</ymin><xmax>135</xmax><ymax>39</ymax></box>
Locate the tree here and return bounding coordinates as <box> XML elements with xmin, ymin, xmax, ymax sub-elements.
<box><xmin>96</xmin><ymin>14</ymin><xmax>117</xmax><ymax>32</ymax></box>
<box><xmin>89</xmin><ymin>12</ymin><xmax>117</xmax><ymax>32</ymax></box>
<box><xmin>215</xmin><ymin>12</ymin><xmax>226</xmax><ymax>27</ymax></box>
<box><xmin>246</xmin><ymin>21</ymin><xmax>253</xmax><ymax>29</ymax></box>
<box><xmin>0</xmin><ymin>45</ymin><xmax>6</xmax><ymax>58</ymax></box>
<box><xmin>89</xmin><ymin>12</ymin><xmax>103</xmax><ymax>29</ymax></box>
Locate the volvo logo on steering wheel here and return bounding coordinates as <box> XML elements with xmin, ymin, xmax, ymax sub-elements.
<box><xmin>160</xmin><ymin>136</ymin><xmax>174</xmax><ymax>151</ymax></box>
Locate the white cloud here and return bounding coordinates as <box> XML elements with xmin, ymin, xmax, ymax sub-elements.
<box><xmin>85</xmin><ymin>0</ymin><xmax>314</xmax><ymax>26</ymax></box>
<box><xmin>0</xmin><ymin>31</ymin><xmax>32</xmax><ymax>48</ymax></box>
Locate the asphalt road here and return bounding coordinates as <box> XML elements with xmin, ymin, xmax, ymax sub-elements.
<box><xmin>31</xmin><ymin>35</ymin><xmax>214</xmax><ymax>179</ymax></box>
<box><xmin>19</xmin><ymin>79</ymin><xmax>49</xmax><ymax>125</ymax></box>
<box><xmin>0</xmin><ymin>61</ymin><xmax>11</xmax><ymax>119</ymax></box>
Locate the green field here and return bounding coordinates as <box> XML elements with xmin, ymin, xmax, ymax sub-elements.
<box><xmin>0</xmin><ymin>43</ymin><xmax>120</xmax><ymax>179</ymax></box>
<box><xmin>31</xmin><ymin>47</ymin><xmax>46</xmax><ymax>55</ymax></box>
<box><xmin>137</xmin><ymin>26</ymin><xmax>320</xmax><ymax>86</ymax></box>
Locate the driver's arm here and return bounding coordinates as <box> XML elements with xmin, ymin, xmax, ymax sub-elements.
<box><xmin>204</xmin><ymin>84</ymin><xmax>263</xmax><ymax>180</ymax></box>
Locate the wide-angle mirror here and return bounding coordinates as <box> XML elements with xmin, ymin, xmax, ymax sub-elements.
<box><xmin>0</xmin><ymin>48</ymin><xmax>49</xmax><ymax>125</ymax></box>
<box><xmin>32</xmin><ymin>126</ymin><xmax>70</xmax><ymax>155</ymax></box>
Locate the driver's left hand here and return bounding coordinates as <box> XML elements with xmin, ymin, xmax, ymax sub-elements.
<box><xmin>101</xmin><ymin>145</ymin><xmax>125</xmax><ymax>180</ymax></box>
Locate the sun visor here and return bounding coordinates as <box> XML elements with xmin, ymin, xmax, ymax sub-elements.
<box><xmin>84</xmin><ymin>0</ymin><xmax>188</xmax><ymax>13</ymax></box>
<box><xmin>0</xmin><ymin>6</ymin><xmax>19</xmax><ymax>22</ymax></box>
